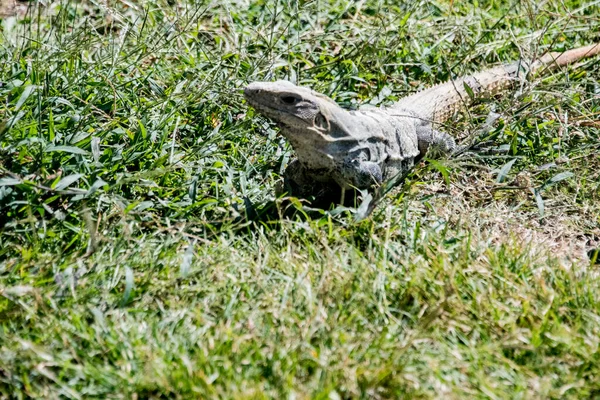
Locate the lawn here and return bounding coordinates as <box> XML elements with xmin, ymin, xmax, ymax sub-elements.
<box><xmin>1</xmin><ymin>0</ymin><xmax>600</xmax><ymax>398</ymax></box>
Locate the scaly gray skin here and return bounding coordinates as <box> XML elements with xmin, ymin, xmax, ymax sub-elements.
<box><xmin>244</xmin><ymin>43</ymin><xmax>600</xmax><ymax>204</ymax></box>
<box><xmin>244</xmin><ymin>80</ymin><xmax>441</xmax><ymax>202</ymax></box>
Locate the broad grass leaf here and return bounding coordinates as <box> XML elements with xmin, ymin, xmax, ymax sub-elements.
<box><xmin>0</xmin><ymin>177</ymin><xmax>21</xmax><ymax>186</ymax></box>
<box><xmin>354</xmin><ymin>191</ymin><xmax>373</xmax><ymax>222</ymax></box>
<box><xmin>189</xmin><ymin>177</ymin><xmax>197</xmax><ymax>202</ymax></box>
<box><xmin>14</xmin><ymin>85</ymin><xmax>36</xmax><ymax>111</ymax></box>
<box><xmin>532</xmin><ymin>188</ymin><xmax>544</xmax><ymax>218</ymax></box>
<box><xmin>180</xmin><ymin>242</ymin><xmax>194</xmax><ymax>278</ymax></box>
<box><xmin>91</xmin><ymin>137</ymin><xmax>100</xmax><ymax>162</ymax></box>
<box><xmin>47</xmin><ymin>97</ymin><xmax>75</xmax><ymax>109</ymax></box>
<box><xmin>54</xmin><ymin>174</ymin><xmax>83</xmax><ymax>191</ymax></box>
<box><xmin>48</xmin><ymin>110</ymin><xmax>55</xmax><ymax>141</ymax></box>
<box><xmin>86</xmin><ymin>179</ymin><xmax>107</xmax><ymax>196</ymax></box>
<box><xmin>463</xmin><ymin>81</ymin><xmax>475</xmax><ymax>100</ymax></box>
<box><xmin>3</xmin><ymin>286</ymin><xmax>35</xmax><ymax>296</ymax></box>
<box><xmin>496</xmin><ymin>159</ymin><xmax>517</xmax><ymax>183</ymax></box>
<box><xmin>549</xmin><ymin>171</ymin><xmax>574</xmax><ymax>184</ymax></box>
<box><xmin>68</xmin><ymin>131</ymin><xmax>92</xmax><ymax>144</ymax></box>
<box><xmin>45</xmin><ymin>145</ymin><xmax>88</xmax><ymax>155</ymax></box>
<box><xmin>3</xmin><ymin>110</ymin><xmax>26</xmax><ymax>133</ymax></box>
<box><xmin>540</xmin><ymin>171</ymin><xmax>574</xmax><ymax>191</ymax></box>
<box><xmin>120</xmin><ymin>267</ymin><xmax>134</xmax><ymax>307</ymax></box>
<box><xmin>589</xmin><ymin>249</ymin><xmax>600</xmax><ymax>265</ymax></box>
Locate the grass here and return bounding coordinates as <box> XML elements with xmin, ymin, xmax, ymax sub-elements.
<box><xmin>1</xmin><ymin>0</ymin><xmax>599</xmax><ymax>398</ymax></box>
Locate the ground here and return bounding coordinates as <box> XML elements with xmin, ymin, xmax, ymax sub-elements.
<box><xmin>1</xmin><ymin>0</ymin><xmax>600</xmax><ymax>398</ymax></box>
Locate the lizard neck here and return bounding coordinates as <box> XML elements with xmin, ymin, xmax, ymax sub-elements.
<box><xmin>279</xmin><ymin>107</ymin><xmax>386</xmax><ymax>170</ymax></box>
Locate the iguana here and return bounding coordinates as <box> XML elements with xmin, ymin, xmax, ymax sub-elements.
<box><xmin>244</xmin><ymin>43</ymin><xmax>600</xmax><ymax>205</ymax></box>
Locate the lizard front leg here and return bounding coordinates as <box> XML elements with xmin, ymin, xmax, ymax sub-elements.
<box><xmin>338</xmin><ymin>155</ymin><xmax>383</xmax><ymax>204</ymax></box>
<box><xmin>339</xmin><ymin>159</ymin><xmax>383</xmax><ymax>189</ymax></box>
<box><xmin>416</xmin><ymin>123</ymin><xmax>456</xmax><ymax>159</ymax></box>
<box><xmin>281</xmin><ymin>159</ymin><xmax>340</xmax><ymax>203</ymax></box>
<box><xmin>283</xmin><ymin>156</ymin><xmax>382</xmax><ymax>206</ymax></box>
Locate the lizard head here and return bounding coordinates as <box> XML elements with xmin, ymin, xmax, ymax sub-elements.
<box><xmin>244</xmin><ymin>80</ymin><xmax>340</xmax><ymax>134</ymax></box>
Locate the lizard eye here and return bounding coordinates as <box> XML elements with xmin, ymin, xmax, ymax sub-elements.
<box><xmin>281</xmin><ymin>96</ymin><xmax>300</xmax><ymax>105</ymax></box>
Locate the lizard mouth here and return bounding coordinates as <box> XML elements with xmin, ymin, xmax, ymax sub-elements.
<box><xmin>244</xmin><ymin>85</ymin><xmax>297</xmax><ymax>113</ymax></box>
<box><xmin>243</xmin><ymin>90</ymin><xmax>279</xmax><ymax>114</ymax></box>
<box><xmin>245</xmin><ymin>98</ymin><xmax>309</xmax><ymax>127</ymax></box>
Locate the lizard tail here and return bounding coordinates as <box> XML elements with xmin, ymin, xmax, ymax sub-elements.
<box><xmin>534</xmin><ymin>43</ymin><xmax>600</xmax><ymax>69</ymax></box>
<box><xmin>392</xmin><ymin>43</ymin><xmax>600</xmax><ymax>124</ymax></box>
